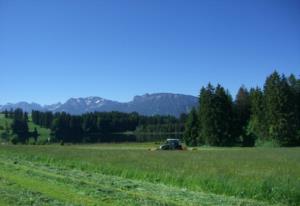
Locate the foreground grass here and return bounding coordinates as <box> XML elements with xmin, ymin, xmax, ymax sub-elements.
<box><xmin>0</xmin><ymin>144</ymin><xmax>299</xmax><ymax>205</ymax></box>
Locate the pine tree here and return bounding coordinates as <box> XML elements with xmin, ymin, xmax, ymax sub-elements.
<box><xmin>198</xmin><ymin>84</ymin><xmax>234</xmax><ymax>146</ymax></box>
<box><xmin>51</xmin><ymin>113</ymin><xmax>68</xmax><ymax>142</ymax></box>
<box><xmin>288</xmin><ymin>74</ymin><xmax>300</xmax><ymax>144</ymax></box>
<box><xmin>8</xmin><ymin>109</ymin><xmax>13</xmax><ymax>118</ymax></box>
<box><xmin>198</xmin><ymin>84</ymin><xmax>217</xmax><ymax>145</ymax></box>
<box><xmin>214</xmin><ymin>85</ymin><xmax>234</xmax><ymax>146</ymax></box>
<box><xmin>183</xmin><ymin>107</ymin><xmax>199</xmax><ymax>146</ymax></box>
<box><xmin>24</xmin><ymin>112</ymin><xmax>29</xmax><ymax>122</ymax></box>
<box><xmin>246</xmin><ymin>87</ymin><xmax>266</xmax><ymax>144</ymax></box>
<box><xmin>9</xmin><ymin>109</ymin><xmax>29</xmax><ymax>144</ymax></box>
<box><xmin>264</xmin><ymin>71</ymin><xmax>298</xmax><ymax>146</ymax></box>
<box><xmin>233</xmin><ymin>86</ymin><xmax>251</xmax><ymax>145</ymax></box>
<box><xmin>32</xmin><ymin>127</ymin><xmax>39</xmax><ymax>142</ymax></box>
<box><xmin>4</xmin><ymin>109</ymin><xmax>8</xmax><ymax>118</ymax></box>
<box><xmin>14</xmin><ymin>108</ymin><xmax>23</xmax><ymax>120</ymax></box>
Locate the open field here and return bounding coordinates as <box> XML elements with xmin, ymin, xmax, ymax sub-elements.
<box><xmin>0</xmin><ymin>144</ymin><xmax>299</xmax><ymax>205</ymax></box>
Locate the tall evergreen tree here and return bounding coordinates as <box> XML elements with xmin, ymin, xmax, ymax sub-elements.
<box><xmin>51</xmin><ymin>112</ymin><xmax>69</xmax><ymax>142</ymax></box>
<box><xmin>11</xmin><ymin>109</ymin><xmax>29</xmax><ymax>144</ymax></box>
<box><xmin>8</xmin><ymin>109</ymin><xmax>13</xmax><ymax>118</ymax></box>
<box><xmin>246</xmin><ymin>87</ymin><xmax>266</xmax><ymax>144</ymax></box>
<box><xmin>214</xmin><ymin>85</ymin><xmax>234</xmax><ymax>146</ymax></box>
<box><xmin>198</xmin><ymin>84</ymin><xmax>217</xmax><ymax>145</ymax></box>
<box><xmin>264</xmin><ymin>71</ymin><xmax>298</xmax><ymax>146</ymax></box>
<box><xmin>4</xmin><ymin>109</ymin><xmax>8</xmax><ymax>118</ymax></box>
<box><xmin>233</xmin><ymin>86</ymin><xmax>251</xmax><ymax>145</ymax></box>
<box><xmin>198</xmin><ymin>84</ymin><xmax>234</xmax><ymax>146</ymax></box>
<box><xmin>183</xmin><ymin>108</ymin><xmax>199</xmax><ymax>146</ymax></box>
<box><xmin>24</xmin><ymin>112</ymin><xmax>29</xmax><ymax>122</ymax></box>
<box><xmin>32</xmin><ymin>127</ymin><xmax>39</xmax><ymax>142</ymax></box>
<box><xmin>288</xmin><ymin>74</ymin><xmax>300</xmax><ymax>143</ymax></box>
<box><xmin>14</xmin><ymin>108</ymin><xmax>24</xmax><ymax>120</ymax></box>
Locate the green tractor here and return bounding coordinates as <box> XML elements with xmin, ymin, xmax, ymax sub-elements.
<box><xmin>159</xmin><ymin>139</ymin><xmax>183</xmax><ymax>150</ymax></box>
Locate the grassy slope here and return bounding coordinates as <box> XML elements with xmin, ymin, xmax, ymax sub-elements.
<box><xmin>0</xmin><ymin>114</ymin><xmax>51</xmax><ymax>142</ymax></box>
<box><xmin>0</xmin><ymin>145</ymin><xmax>299</xmax><ymax>205</ymax></box>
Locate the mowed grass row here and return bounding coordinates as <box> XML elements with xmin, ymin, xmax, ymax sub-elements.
<box><xmin>0</xmin><ymin>145</ymin><xmax>299</xmax><ymax>205</ymax></box>
<box><xmin>0</xmin><ymin>150</ymin><xmax>271</xmax><ymax>206</ymax></box>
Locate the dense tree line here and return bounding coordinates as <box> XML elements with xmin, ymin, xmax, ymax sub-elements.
<box><xmin>31</xmin><ymin>111</ymin><xmax>53</xmax><ymax>128</ymax></box>
<box><xmin>31</xmin><ymin>111</ymin><xmax>183</xmax><ymax>143</ymax></box>
<box><xmin>135</xmin><ymin>123</ymin><xmax>184</xmax><ymax>134</ymax></box>
<box><xmin>135</xmin><ymin>114</ymin><xmax>186</xmax><ymax>134</ymax></box>
<box><xmin>184</xmin><ymin>71</ymin><xmax>300</xmax><ymax>147</ymax></box>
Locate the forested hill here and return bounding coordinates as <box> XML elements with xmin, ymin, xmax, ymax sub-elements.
<box><xmin>0</xmin><ymin>93</ymin><xmax>198</xmax><ymax>117</ymax></box>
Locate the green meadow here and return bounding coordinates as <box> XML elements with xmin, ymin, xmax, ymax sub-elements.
<box><xmin>0</xmin><ymin>144</ymin><xmax>299</xmax><ymax>206</ymax></box>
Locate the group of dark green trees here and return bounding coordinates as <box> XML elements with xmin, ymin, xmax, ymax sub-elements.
<box><xmin>31</xmin><ymin>111</ymin><xmax>184</xmax><ymax>143</ymax></box>
<box><xmin>5</xmin><ymin>109</ymin><xmax>39</xmax><ymax>144</ymax></box>
<box><xmin>184</xmin><ymin>71</ymin><xmax>300</xmax><ymax>147</ymax></box>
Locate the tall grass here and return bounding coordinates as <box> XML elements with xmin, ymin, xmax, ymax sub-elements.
<box><xmin>0</xmin><ymin>145</ymin><xmax>299</xmax><ymax>205</ymax></box>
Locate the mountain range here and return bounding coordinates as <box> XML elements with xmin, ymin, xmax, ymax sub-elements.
<box><xmin>0</xmin><ymin>93</ymin><xmax>198</xmax><ymax>117</ymax></box>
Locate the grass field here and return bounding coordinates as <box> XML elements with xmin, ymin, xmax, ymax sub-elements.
<box><xmin>0</xmin><ymin>144</ymin><xmax>299</xmax><ymax>205</ymax></box>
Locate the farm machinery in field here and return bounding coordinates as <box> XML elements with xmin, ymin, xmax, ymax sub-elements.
<box><xmin>159</xmin><ymin>139</ymin><xmax>183</xmax><ymax>150</ymax></box>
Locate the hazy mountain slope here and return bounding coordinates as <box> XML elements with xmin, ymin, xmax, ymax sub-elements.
<box><xmin>0</xmin><ymin>93</ymin><xmax>198</xmax><ymax>117</ymax></box>
<box><xmin>0</xmin><ymin>102</ymin><xmax>44</xmax><ymax>112</ymax></box>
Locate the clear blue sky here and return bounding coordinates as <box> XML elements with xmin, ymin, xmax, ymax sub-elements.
<box><xmin>1</xmin><ymin>0</ymin><xmax>299</xmax><ymax>105</ymax></box>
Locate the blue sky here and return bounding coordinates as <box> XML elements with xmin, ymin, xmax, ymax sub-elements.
<box><xmin>1</xmin><ymin>0</ymin><xmax>299</xmax><ymax>105</ymax></box>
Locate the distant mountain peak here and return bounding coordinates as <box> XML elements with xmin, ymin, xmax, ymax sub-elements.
<box><xmin>0</xmin><ymin>93</ymin><xmax>198</xmax><ymax>117</ymax></box>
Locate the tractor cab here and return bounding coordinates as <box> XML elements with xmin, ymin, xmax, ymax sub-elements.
<box><xmin>159</xmin><ymin>139</ymin><xmax>182</xmax><ymax>150</ymax></box>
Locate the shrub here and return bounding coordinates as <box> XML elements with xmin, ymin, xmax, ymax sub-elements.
<box><xmin>10</xmin><ymin>135</ymin><xmax>19</xmax><ymax>145</ymax></box>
